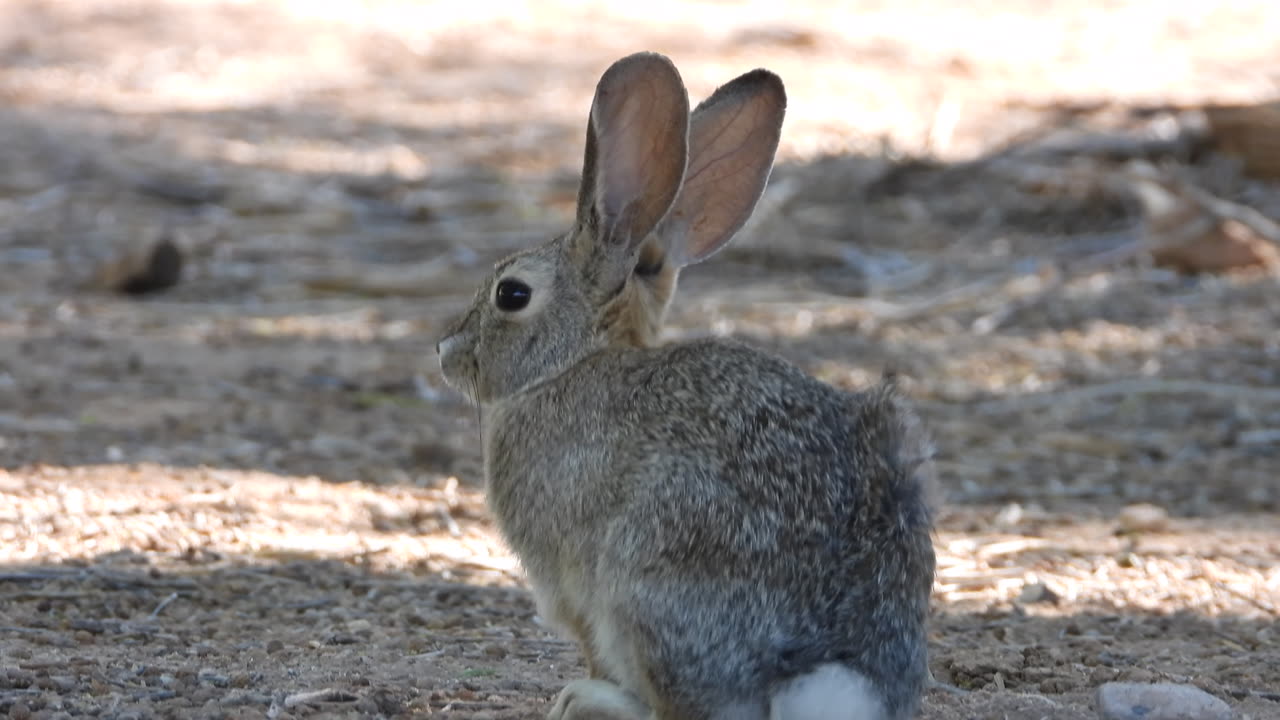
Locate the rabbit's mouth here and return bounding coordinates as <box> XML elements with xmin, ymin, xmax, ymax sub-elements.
<box><xmin>437</xmin><ymin>333</ymin><xmax>481</xmax><ymax>404</ymax></box>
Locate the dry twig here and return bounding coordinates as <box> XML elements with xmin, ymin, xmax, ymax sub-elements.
<box><xmin>283</xmin><ymin>688</ymin><xmax>359</xmax><ymax>707</ymax></box>
<box><xmin>149</xmin><ymin>591</ymin><xmax>181</xmax><ymax>619</ymax></box>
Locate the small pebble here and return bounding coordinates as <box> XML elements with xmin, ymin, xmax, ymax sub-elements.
<box><xmin>266</xmin><ymin>639</ymin><xmax>285</xmax><ymax>654</ymax></box>
<box><xmin>994</xmin><ymin>502</ymin><xmax>1024</xmax><ymax>528</ymax></box>
<box><xmin>1018</xmin><ymin>581</ymin><xmax>1061</xmax><ymax>605</ymax></box>
<box><xmin>197</xmin><ymin>668</ymin><xmax>229</xmax><ymax>688</ymax></box>
<box><xmin>1117</xmin><ymin>503</ymin><xmax>1169</xmax><ymax>533</ymax></box>
<box><xmin>1096</xmin><ymin>682</ymin><xmax>1231</xmax><ymax>720</ymax></box>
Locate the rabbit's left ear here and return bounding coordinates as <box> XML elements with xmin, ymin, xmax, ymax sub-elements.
<box><xmin>574</xmin><ymin>53</ymin><xmax>690</xmax><ymax>283</ymax></box>
<box><xmin>658</xmin><ymin>69</ymin><xmax>786</xmax><ymax>268</ymax></box>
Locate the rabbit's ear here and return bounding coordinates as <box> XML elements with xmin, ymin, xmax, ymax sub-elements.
<box><xmin>575</xmin><ymin>53</ymin><xmax>690</xmax><ymax>268</ymax></box>
<box><xmin>659</xmin><ymin>69</ymin><xmax>786</xmax><ymax>267</ymax></box>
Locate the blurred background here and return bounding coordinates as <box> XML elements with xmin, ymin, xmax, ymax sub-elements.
<box><xmin>1</xmin><ymin>1</ymin><xmax>1278</xmax><ymax>718</ymax></box>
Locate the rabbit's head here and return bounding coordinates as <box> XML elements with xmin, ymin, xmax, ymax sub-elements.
<box><xmin>439</xmin><ymin>53</ymin><xmax>784</xmax><ymax>403</ymax></box>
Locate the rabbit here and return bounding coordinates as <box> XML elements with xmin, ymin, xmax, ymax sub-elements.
<box><xmin>437</xmin><ymin>52</ymin><xmax>936</xmax><ymax>720</ymax></box>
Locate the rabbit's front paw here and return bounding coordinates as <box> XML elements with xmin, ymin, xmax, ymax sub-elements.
<box><xmin>548</xmin><ymin>679</ymin><xmax>649</xmax><ymax>720</ymax></box>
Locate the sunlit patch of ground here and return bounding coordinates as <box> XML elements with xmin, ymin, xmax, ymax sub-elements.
<box><xmin>5</xmin><ymin>465</ymin><xmax>1275</xmax><ymax>616</ymax></box>
<box><xmin>1</xmin><ymin>465</ymin><xmax>516</xmax><ymax>580</ymax></box>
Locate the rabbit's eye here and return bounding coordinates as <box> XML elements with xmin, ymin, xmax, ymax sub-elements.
<box><xmin>495</xmin><ymin>279</ymin><xmax>532</xmax><ymax>311</ymax></box>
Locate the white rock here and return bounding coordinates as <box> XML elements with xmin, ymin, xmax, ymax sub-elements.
<box><xmin>1017</xmin><ymin>581</ymin><xmax>1060</xmax><ymax>605</ymax></box>
<box><xmin>1096</xmin><ymin>682</ymin><xmax>1231</xmax><ymax>720</ymax></box>
<box><xmin>1117</xmin><ymin>503</ymin><xmax>1170</xmax><ymax>533</ymax></box>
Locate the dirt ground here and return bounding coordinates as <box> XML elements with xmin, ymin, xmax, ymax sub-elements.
<box><xmin>2</xmin><ymin>1</ymin><xmax>1279</xmax><ymax>718</ymax></box>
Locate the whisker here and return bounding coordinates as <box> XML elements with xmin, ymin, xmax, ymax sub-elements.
<box><xmin>471</xmin><ymin>377</ymin><xmax>484</xmax><ymax>454</ymax></box>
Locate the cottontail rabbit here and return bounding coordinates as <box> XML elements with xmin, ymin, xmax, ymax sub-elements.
<box><xmin>438</xmin><ymin>52</ymin><xmax>936</xmax><ymax>720</ymax></box>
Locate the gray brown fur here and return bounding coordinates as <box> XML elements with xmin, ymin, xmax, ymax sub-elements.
<box><xmin>438</xmin><ymin>52</ymin><xmax>936</xmax><ymax>720</ymax></box>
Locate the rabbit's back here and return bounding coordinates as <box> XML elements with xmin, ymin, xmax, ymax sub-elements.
<box><xmin>486</xmin><ymin>338</ymin><xmax>934</xmax><ymax>718</ymax></box>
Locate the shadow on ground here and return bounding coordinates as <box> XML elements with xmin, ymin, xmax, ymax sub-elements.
<box><xmin>1</xmin><ymin>551</ymin><xmax>1278</xmax><ymax>719</ymax></box>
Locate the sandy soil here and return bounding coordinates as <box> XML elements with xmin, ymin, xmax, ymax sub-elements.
<box><xmin>2</xmin><ymin>1</ymin><xmax>1278</xmax><ymax>718</ymax></box>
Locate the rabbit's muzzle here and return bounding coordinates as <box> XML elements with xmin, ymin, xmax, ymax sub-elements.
<box><xmin>437</xmin><ymin>331</ymin><xmax>480</xmax><ymax>403</ymax></box>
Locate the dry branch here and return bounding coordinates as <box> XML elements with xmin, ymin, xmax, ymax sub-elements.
<box><xmin>1128</xmin><ymin>171</ymin><xmax>1280</xmax><ymax>273</ymax></box>
<box><xmin>283</xmin><ymin>688</ymin><xmax>359</xmax><ymax>707</ymax></box>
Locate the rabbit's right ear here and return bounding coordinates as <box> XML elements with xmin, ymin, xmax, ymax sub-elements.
<box><xmin>658</xmin><ymin>69</ymin><xmax>786</xmax><ymax>268</ymax></box>
<box><xmin>573</xmin><ymin>53</ymin><xmax>690</xmax><ymax>288</ymax></box>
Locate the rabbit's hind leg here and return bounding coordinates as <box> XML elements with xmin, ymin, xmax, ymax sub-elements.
<box><xmin>548</xmin><ymin>679</ymin><xmax>650</xmax><ymax>720</ymax></box>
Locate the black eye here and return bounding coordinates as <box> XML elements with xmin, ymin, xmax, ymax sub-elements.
<box><xmin>495</xmin><ymin>279</ymin><xmax>532</xmax><ymax>311</ymax></box>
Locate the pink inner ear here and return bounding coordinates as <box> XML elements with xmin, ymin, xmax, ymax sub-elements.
<box><xmin>663</xmin><ymin>72</ymin><xmax>785</xmax><ymax>267</ymax></box>
<box><xmin>597</xmin><ymin>93</ymin><xmax>655</xmax><ymax>222</ymax></box>
<box><xmin>590</xmin><ymin>55</ymin><xmax>689</xmax><ymax>248</ymax></box>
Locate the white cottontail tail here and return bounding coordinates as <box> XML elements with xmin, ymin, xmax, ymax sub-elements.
<box><xmin>439</xmin><ymin>52</ymin><xmax>935</xmax><ymax>720</ymax></box>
